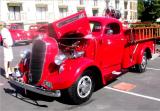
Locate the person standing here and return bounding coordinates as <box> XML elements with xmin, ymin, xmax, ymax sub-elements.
<box><xmin>0</xmin><ymin>21</ymin><xmax>13</xmax><ymax>79</ymax></box>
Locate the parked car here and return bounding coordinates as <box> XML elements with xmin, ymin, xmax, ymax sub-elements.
<box><xmin>0</xmin><ymin>35</ymin><xmax>2</xmax><ymax>46</ymax></box>
<box><xmin>9</xmin><ymin>24</ymin><xmax>32</xmax><ymax>45</ymax></box>
<box><xmin>0</xmin><ymin>23</ymin><xmax>32</xmax><ymax>46</ymax></box>
<box><xmin>28</xmin><ymin>24</ymin><xmax>48</xmax><ymax>40</ymax></box>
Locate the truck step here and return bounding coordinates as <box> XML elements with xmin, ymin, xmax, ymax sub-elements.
<box><xmin>112</xmin><ymin>71</ymin><xmax>122</xmax><ymax>75</ymax></box>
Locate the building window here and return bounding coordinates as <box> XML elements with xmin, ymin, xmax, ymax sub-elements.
<box><xmin>8</xmin><ymin>6</ymin><xmax>21</xmax><ymax>21</ymax></box>
<box><xmin>134</xmin><ymin>12</ymin><xmax>137</xmax><ymax>20</ymax></box>
<box><xmin>130</xmin><ymin>2</ymin><xmax>133</xmax><ymax>10</ymax></box>
<box><xmin>36</xmin><ymin>6</ymin><xmax>48</xmax><ymax>20</ymax></box>
<box><xmin>115</xmin><ymin>0</ymin><xmax>119</xmax><ymax>9</ymax></box>
<box><xmin>58</xmin><ymin>0</ymin><xmax>64</xmax><ymax>4</ymax></box>
<box><xmin>94</xmin><ymin>0</ymin><xmax>98</xmax><ymax>6</ymax></box>
<box><xmin>80</xmin><ymin>0</ymin><xmax>84</xmax><ymax>5</ymax></box>
<box><xmin>130</xmin><ymin>11</ymin><xmax>133</xmax><ymax>20</ymax></box>
<box><xmin>124</xmin><ymin>1</ymin><xmax>128</xmax><ymax>9</ymax></box>
<box><xmin>77</xmin><ymin>7</ymin><xmax>85</xmax><ymax>12</ymax></box>
<box><xmin>124</xmin><ymin>11</ymin><xmax>128</xmax><ymax>19</ymax></box>
<box><xmin>59</xmin><ymin>8</ymin><xmax>68</xmax><ymax>18</ymax></box>
<box><xmin>134</xmin><ymin>3</ymin><xmax>137</xmax><ymax>11</ymax></box>
<box><xmin>92</xmin><ymin>9</ymin><xmax>98</xmax><ymax>16</ymax></box>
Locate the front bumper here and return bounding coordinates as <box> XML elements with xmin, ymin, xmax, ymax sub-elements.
<box><xmin>14</xmin><ymin>40</ymin><xmax>32</xmax><ymax>45</ymax></box>
<box><xmin>9</xmin><ymin>79</ymin><xmax>61</xmax><ymax>97</ymax></box>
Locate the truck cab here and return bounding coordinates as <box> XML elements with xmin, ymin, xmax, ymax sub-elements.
<box><xmin>10</xmin><ymin>11</ymin><xmax>157</xmax><ymax>105</ymax></box>
<box><xmin>89</xmin><ymin>17</ymin><xmax>126</xmax><ymax>76</ymax></box>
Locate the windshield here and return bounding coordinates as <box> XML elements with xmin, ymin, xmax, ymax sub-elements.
<box><xmin>29</xmin><ymin>26</ymin><xmax>38</xmax><ymax>30</ymax></box>
<box><xmin>89</xmin><ymin>21</ymin><xmax>101</xmax><ymax>32</ymax></box>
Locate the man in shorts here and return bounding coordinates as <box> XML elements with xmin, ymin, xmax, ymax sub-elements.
<box><xmin>0</xmin><ymin>21</ymin><xmax>13</xmax><ymax>79</ymax></box>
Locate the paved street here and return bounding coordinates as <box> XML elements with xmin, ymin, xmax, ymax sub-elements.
<box><xmin>1</xmin><ymin>44</ymin><xmax>160</xmax><ymax>111</ymax></box>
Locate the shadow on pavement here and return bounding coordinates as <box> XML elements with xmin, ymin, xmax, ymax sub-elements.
<box><xmin>0</xmin><ymin>67</ymin><xmax>5</xmax><ymax>78</ymax></box>
<box><xmin>3</xmin><ymin>81</ymin><xmax>57</xmax><ymax>107</ymax></box>
<box><xmin>4</xmin><ymin>88</ymin><xmax>49</xmax><ymax>107</ymax></box>
<box><xmin>2</xmin><ymin>67</ymin><xmax>142</xmax><ymax>106</ymax></box>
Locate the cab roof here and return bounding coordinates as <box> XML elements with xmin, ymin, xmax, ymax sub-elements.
<box><xmin>88</xmin><ymin>16</ymin><xmax>122</xmax><ymax>26</ymax></box>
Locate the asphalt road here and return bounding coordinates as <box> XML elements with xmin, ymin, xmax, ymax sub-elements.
<box><xmin>1</xmin><ymin>44</ymin><xmax>160</xmax><ymax>111</ymax></box>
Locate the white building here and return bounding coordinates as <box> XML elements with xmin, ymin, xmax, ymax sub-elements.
<box><xmin>107</xmin><ymin>0</ymin><xmax>138</xmax><ymax>22</ymax></box>
<box><xmin>0</xmin><ymin>0</ymin><xmax>137</xmax><ymax>30</ymax></box>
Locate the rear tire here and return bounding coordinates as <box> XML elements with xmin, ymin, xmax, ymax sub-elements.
<box><xmin>136</xmin><ymin>52</ymin><xmax>147</xmax><ymax>73</ymax></box>
<box><xmin>63</xmin><ymin>70</ymin><xmax>95</xmax><ymax>105</ymax></box>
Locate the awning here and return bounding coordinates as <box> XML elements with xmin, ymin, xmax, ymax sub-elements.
<box><xmin>7</xmin><ymin>3</ymin><xmax>22</xmax><ymax>7</ymax></box>
<box><xmin>92</xmin><ymin>7</ymin><xmax>98</xmax><ymax>10</ymax></box>
<box><xmin>77</xmin><ymin>6</ymin><xmax>85</xmax><ymax>10</ymax></box>
<box><xmin>58</xmin><ymin>5</ymin><xmax>68</xmax><ymax>9</ymax></box>
<box><xmin>36</xmin><ymin>4</ymin><xmax>47</xmax><ymax>7</ymax></box>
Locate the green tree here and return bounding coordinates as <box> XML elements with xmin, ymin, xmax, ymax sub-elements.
<box><xmin>137</xmin><ymin>0</ymin><xmax>144</xmax><ymax>19</ymax></box>
<box><xmin>138</xmin><ymin>0</ymin><xmax>160</xmax><ymax>22</ymax></box>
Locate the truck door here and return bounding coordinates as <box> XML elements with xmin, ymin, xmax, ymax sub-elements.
<box><xmin>101</xmin><ymin>22</ymin><xmax>125</xmax><ymax>72</ymax></box>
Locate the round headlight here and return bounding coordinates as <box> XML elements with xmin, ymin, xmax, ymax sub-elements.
<box><xmin>54</xmin><ymin>54</ymin><xmax>67</xmax><ymax>65</ymax></box>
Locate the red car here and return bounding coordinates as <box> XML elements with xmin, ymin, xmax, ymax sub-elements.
<box><xmin>0</xmin><ymin>24</ymin><xmax>32</xmax><ymax>46</ymax></box>
<box><xmin>28</xmin><ymin>24</ymin><xmax>48</xmax><ymax>40</ymax></box>
<box><xmin>0</xmin><ymin>35</ymin><xmax>2</xmax><ymax>46</ymax></box>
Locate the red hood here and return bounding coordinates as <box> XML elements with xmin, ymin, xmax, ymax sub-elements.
<box><xmin>51</xmin><ymin>10</ymin><xmax>91</xmax><ymax>39</ymax></box>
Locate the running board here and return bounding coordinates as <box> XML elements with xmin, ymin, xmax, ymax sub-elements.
<box><xmin>112</xmin><ymin>71</ymin><xmax>122</xmax><ymax>75</ymax></box>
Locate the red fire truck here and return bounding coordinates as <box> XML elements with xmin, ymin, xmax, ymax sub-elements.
<box><xmin>10</xmin><ymin>11</ymin><xmax>160</xmax><ymax>104</ymax></box>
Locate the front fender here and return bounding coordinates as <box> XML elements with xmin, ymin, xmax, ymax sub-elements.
<box><xmin>49</xmin><ymin>58</ymin><xmax>96</xmax><ymax>90</ymax></box>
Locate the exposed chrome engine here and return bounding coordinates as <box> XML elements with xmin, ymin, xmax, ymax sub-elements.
<box><xmin>54</xmin><ymin>33</ymin><xmax>87</xmax><ymax>65</ymax></box>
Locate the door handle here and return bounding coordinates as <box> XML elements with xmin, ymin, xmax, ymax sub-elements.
<box><xmin>107</xmin><ymin>40</ymin><xmax>111</xmax><ymax>45</ymax></box>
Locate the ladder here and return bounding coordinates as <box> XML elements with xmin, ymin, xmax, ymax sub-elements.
<box><xmin>127</xmin><ymin>25</ymin><xmax>160</xmax><ymax>43</ymax></box>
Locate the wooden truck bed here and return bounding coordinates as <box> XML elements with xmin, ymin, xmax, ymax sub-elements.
<box><xmin>125</xmin><ymin>25</ymin><xmax>160</xmax><ymax>43</ymax></box>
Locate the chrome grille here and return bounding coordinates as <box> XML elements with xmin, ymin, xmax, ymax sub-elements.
<box><xmin>29</xmin><ymin>40</ymin><xmax>46</xmax><ymax>84</ymax></box>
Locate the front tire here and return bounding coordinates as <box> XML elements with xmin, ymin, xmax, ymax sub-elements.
<box><xmin>64</xmin><ymin>70</ymin><xmax>95</xmax><ymax>105</ymax></box>
<box><xmin>136</xmin><ymin>52</ymin><xmax>147</xmax><ymax>73</ymax></box>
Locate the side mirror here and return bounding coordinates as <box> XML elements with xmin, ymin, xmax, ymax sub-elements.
<box><xmin>107</xmin><ymin>29</ymin><xmax>113</xmax><ymax>35</ymax></box>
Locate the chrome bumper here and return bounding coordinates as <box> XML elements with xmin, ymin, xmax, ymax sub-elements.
<box><xmin>9</xmin><ymin>79</ymin><xmax>61</xmax><ymax>97</ymax></box>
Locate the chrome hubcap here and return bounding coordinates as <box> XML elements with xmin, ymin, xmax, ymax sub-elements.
<box><xmin>141</xmin><ymin>55</ymin><xmax>147</xmax><ymax>69</ymax></box>
<box><xmin>77</xmin><ymin>76</ymin><xmax>92</xmax><ymax>98</ymax></box>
